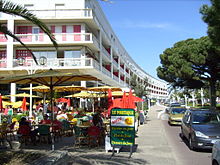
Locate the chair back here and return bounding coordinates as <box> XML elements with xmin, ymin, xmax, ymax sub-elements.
<box><xmin>18</xmin><ymin>125</ymin><xmax>31</xmax><ymax>135</ymax></box>
<box><xmin>38</xmin><ymin>125</ymin><xmax>50</xmax><ymax>135</ymax></box>
<box><xmin>88</xmin><ymin>126</ymin><xmax>100</xmax><ymax>137</ymax></box>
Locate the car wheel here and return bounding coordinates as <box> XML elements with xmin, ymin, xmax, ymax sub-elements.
<box><xmin>212</xmin><ymin>160</ymin><xmax>219</xmax><ymax>165</ymax></box>
<box><xmin>189</xmin><ymin>135</ymin><xmax>195</xmax><ymax>150</ymax></box>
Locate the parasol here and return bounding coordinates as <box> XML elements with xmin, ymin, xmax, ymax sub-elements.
<box><xmin>87</xmin><ymin>86</ymin><xmax>122</xmax><ymax>92</ymax></box>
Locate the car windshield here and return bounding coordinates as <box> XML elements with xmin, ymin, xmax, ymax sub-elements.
<box><xmin>171</xmin><ymin>108</ymin><xmax>186</xmax><ymax>114</ymax></box>
<box><xmin>192</xmin><ymin>113</ymin><xmax>220</xmax><ymax>124</ymax></box>
<box><xmin>170</xmin><ymin>103</ymin><xmax>181</xmax><ymax>107</ymax></box>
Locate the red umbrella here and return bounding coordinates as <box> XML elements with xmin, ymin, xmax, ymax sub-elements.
<box><xmin>121</xmin><ymin>91</ymin><xmax>127</xmax><ymax>108</ymax></box>
<box><xmin>0</xmin><ymin>95</ymin><xmax>3</xmax><ymax>112</ymax></box>
<box><xmin>21</xmin><ymin>97</ymin><xmax>27</xmax><ymax>111</ymax></box>
<box><xmin>67</xmin><ymin>98</ymin><xmax>71</xmax><ymax>107</ymax></box>
<box><xmin>127</xmin><ymin>89</ymin><xmax>136</xmax><ymax>109</ymax></box>
<box><xmin>107</xmin><ymin>88</ymin><xmax>113</xmax><ymax>115</ymax></box>
<box><xmin>113</xmin><ymin>98</ymin><xmax>122</xmax><ymax>108</ymax></box>
<box><xmin>133</xmin><ymin>96</ymin><xmax>144</xmax><ymax>102</ymax></box>
<box><xmin>56</xmin><ymin>98</ymin><xmax>68</xmax><ymax>103</ymax></box>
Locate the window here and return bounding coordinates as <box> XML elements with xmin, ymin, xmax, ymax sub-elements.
<box><xmin>64</xmin><ymin>51</ymin><xmax>81</xmax><ymax>58</ymax></box>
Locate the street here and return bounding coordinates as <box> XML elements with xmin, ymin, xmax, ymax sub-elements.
<box><xmin>160</xmin><ymin>110</ymin><xmax>212</xmax><ymax>165</ymax></box>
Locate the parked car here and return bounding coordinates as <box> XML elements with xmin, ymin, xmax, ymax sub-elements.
<box><xmin>212</xmin><ymin>140</ymin><xmax>220</xmax><ymax>165</ymax></box>
<box><xmin>168</xmin><ymin>107</ymin><xmax>187</xmax><ymax>125</ymax></box>
<box><xmin>181</xmin><ymin>109</ymin><xmax>220</xmax><ymax>150</ymax></box>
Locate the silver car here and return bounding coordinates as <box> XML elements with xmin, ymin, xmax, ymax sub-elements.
<box><xmin>212</xmin><ymin>140</ymin><xmax>220</xmax><ymax>165</ymax></box>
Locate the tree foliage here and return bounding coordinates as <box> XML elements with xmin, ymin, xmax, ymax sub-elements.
<box><xmin>0</xmin><ymin>0</ymin><xmax>58</xmax><ymax>64</ymax></box>
<box><xmin>157</xmin><ymin>36</ymin><xmax>220</xmax><ymax>107</ymax></box>
<box><xmin>200</xmin><ymin>0</ymin><xmax>220</xmax><ymax>47</ymax></box>
<box><xmin>130</xmin><ymin>75</ymin><xmax>148</xmax><ymax>98</ymax></box>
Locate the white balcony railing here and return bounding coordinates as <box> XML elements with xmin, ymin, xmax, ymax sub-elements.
<box><xmin>102</xmin><ymin>67</ymin><xmax>111</xmax><ymax>78</ymax></box>
<box><xmin>0</xmin><ymin>9</ymin><xmax>93</xmax><ymax>20</ymax></box>
<box><xmin>101</xmin><ymin>46</ymin><xmax>111</xmax><ymax>61</ymax></box>
<box><xmin>113</xmin><ymin>75</ymin><xmax>119</xmax><ymax>82</ymax></box>
<box><xmin>8</xmin><ymin>58</ymin><xmax>100</xmax><ymax>69</ymax></box>
<box><xmin>9</xmin><ymin>33</ymin><xmax>95</xmax><ymax>44</ymax></box>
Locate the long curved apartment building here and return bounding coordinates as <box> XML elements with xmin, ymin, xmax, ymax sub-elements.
<box><xmin>0</xmin><ymin>0</ymin><xmax>168</xmax><ymax>101</ymax></box>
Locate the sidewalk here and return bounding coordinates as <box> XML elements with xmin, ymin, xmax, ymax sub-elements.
<box><xmin>66</xmin><ymin>104</ymin><xmax>177</xmax><ymax>165</ymax></box>
<box><xmin>5</xmin><ymin>105</ymin><xmax>178</xmax><ymax>165</ymax></box>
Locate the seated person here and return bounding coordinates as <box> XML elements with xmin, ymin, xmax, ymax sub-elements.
<box><xmin>17</xmin><ymin>117</ymin><xmax>38</xmax><ymax>144</ymax></box>
<box><xmin>39</xmin><ymin>115</ymin><xmax>52</xmax><ymax>124</ymax></box>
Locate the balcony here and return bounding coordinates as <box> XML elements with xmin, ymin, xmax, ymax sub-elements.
<box><xmin>101</xmin><ymin>46</ymin><xmax>111</xmax><ymax>61</ymax></box>
<box><xmin>102</xmin><ymin>67</ymin><xmax>111</xmax><ymax>78</ymax></box>
<box><xmin>0</xmin><ymin>33</ymin><xmax>99</xmax><ymax>48</ymax></box>
<box><xmin>0</xmin><ymin>9</ymin><xmax>93</xmax><ymax>20</ymax></box>
<box><xmin>4</xmin><ymin>58</ymin><xmax>99</xmax><ymax>69</ymax></box>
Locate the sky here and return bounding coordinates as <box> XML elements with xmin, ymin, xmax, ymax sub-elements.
<box><xmin>99</xmin><ymin>0</ymin><xmax>211</xmax><ymax>79</ymax></box>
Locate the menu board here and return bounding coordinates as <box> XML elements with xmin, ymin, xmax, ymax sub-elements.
<box><xmin>110</xmin><ymin>108</ymin><xmax>135</xmax><ymax>146</ymax></box>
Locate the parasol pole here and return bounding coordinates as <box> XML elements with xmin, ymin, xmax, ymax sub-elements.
<box><xmin>50</xmin><ymin>76</ymin><xmax>55</xmax><ymax>151</ymax></box>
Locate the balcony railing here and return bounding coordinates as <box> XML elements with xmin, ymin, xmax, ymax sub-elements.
<box><xmin>101</xmin><ymin>46</ymin><xmax>111</xmax><ymax>61</ymax></box>
<box><xmin>102</xmin><ymin>67</ymin><xmax>111</xmax><ymax>78</ymax></box>
<box><xmin>6</xmin><ymin>33</ymin><xmax>96</xmax><ymax>44</ymax></box>
<box><xmin>7</xmin><ymin>58</ymin><xmax>100</xmax><ymax>69</ymax></box>
<box><xmin>0</xmin><ymin>9</ymin><xmax>93</xmax><ymax>20</ymax></box>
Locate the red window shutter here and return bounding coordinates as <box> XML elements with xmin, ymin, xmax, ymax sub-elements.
<box><xmin>73</xmin><ymin>25</ymin><xmax>81</xmax><ymax>41</ymax></box>
<box><xmin>51</xmin><ymin>26</ymin><xmax>55</xmax><ymax>33</ymax></box>
<box><xmin>62</xmin><ymin>25</ymin><xmax>66</xmax><ymax>41</ymax></box>
<box><xmin>73</xmin><ymin>25</ymin><xmax>81</xmax><ymax>33</ymax></box>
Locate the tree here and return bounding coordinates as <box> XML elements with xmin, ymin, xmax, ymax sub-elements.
<box><xmin>157</xmin><ymin>36</ymin><xmax>220</xmax><ymax>108</ymax></box>
<box><xmin>130</xmin><ymin>75</ymin><xmax>148</xmax><ymax>98</ymax></box>
<box><xmin>0</xmin><ymin>0</ymin><xmax>58</xmax><ymax>64</ymax></box>
<box><xmin>200</xmin><ymin>0</ymin><xmax>220</xmax><ymax>47</ymax></box>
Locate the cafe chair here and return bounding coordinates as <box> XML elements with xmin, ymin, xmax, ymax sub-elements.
<box><xmin>88</xmin><ymin>126</ymin><xmax>101</xmax><ymax>148</ymax></box>
<box><xmin>61</xmin><ymin>120</ymin><xmax>73</xmax><ymax>137</ymax></box>
<box><xmin>17</xmin><ymin>125</ymin><xmax>31</xmax><ymax>145</ymax></box>
<box><xmin>73</xmin><ymin>126</ymin><xmax>89</xmax><ymax>148</ymax></box>
<box><xmin>38</xmin><ymin>125</ymin><xmax>51</xmax><ymax>144</ymax></box>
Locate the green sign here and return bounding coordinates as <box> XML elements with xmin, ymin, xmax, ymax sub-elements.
<box><xmin>110</xmin><ymin>108</ymin><xmax>135</xmax><ymax>146</ymax></box>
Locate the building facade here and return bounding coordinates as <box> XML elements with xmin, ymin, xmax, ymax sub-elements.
<box><xmin>0</xmin><ymin>0</ymin><xmax>168</xmax><ymax>101</ymax></box>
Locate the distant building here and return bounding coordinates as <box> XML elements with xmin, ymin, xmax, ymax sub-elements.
<box><xmin>0</xmin><ymin>0</ymin><xmax>168</xmax><ymax>101</ymax></box>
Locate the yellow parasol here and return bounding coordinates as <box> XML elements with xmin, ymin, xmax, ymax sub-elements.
<box><xmin>87</xmin><ymin>86</ymin><xmax>122</xmax><ymax>92</ymax></box>
<box><xmin>2</xmin><ymin>101</ymin><xmax>13</xmax><ymax>108</ymax></box>
<box><xmin>1</xmin><ymin>96</ymin><xmax>10</xmax><ymax>99</ymax></box>
<box><xmin>65</xmin><ymin>91</ymin><xmax>104</xmax><ymax>98</ymax></box>
<box><xmin>54</xmin><ymin>85</ymin><xmax>87</xmax><ymax>92</ymax></box>
<box><xmin>7</xmin><ymin>92</ymin><xmax>40</xmax><ymax>98</ymax></box>
<box><xmin>11</xmin><ymin>101</ymin><xmax>29</xmax><ymax>108</ymax></box>
<box><xmin>21</xmin><ymin>85</ymin><xmax>50</xmax><ymax>93</ymax></box>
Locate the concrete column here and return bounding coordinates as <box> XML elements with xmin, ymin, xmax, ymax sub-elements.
<box><xmin>80</xmin><ymin>81</ymin><xmax>86</xmax><ymax>108</ymax></box>
<box><xmin>10</xmin><ymin>83</ymin><xmax>16</xmax><ymax>102</ymax></box>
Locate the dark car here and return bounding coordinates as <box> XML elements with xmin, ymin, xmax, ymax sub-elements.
<box><xmin>181</xmin><ymin>109</ymin><xmax>220</xmax><ymax>150</ymax></box>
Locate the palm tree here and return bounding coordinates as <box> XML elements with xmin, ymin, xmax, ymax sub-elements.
<box><xmin>0</xmin><ymin>0</ymin><xmax>58</xmax><ymax>64</ymax></box>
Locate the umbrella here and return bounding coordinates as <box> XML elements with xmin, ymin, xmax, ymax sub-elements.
<box><xmin>21</xmin><ymin>85</ymin><xmax>50</xmax><ymax>93</ymax></box>
<box><xmin>56</xmin><ymin>98</ymin><xmax>68</xmax><ymax>103</ymax></box>
<box><xmin>7</xmin><ymin>92</ymin><xmax>40</xmax><ymax>98</ymax></box>
<box><xmin>21</xmin><ymin>85</ymin><xmax>50</xmax><ymax>114</ymax></box>
<box><xmin>1</xmin><ymin>96</ymin><xmax>10</xmax><ymax>99</ymax></box>
<box><xmin>107</xmin><ymin>89</ymin><xmax>113</xmax><ymax>115</ymax></box>
<box><xmin>87</xmin><ymin>86</ymin><xmax>122</xmax><ymax>92</ymax></box>
<box><xmin>0</xmin><ymin>95</ymin><xmax>3</xmax><ymax>112</ymax></box>
<box><xmin>127</xmin><ymin>89</ymin><xmax>136</xmax><ymax>109</ymax></box>
<box><xmin>66</xmin><ymin>91</ymin><xmax>104</xmax><ymax>98</ymax></box>
<box><xmin>122</xmin><ymin>91</ymin><xmax>127</xmax><ymax>108</ymax></box>
<box><xmin>2</xmin><ymin>101</ymin><xmax>13</xmax><ymax>108</ymax></box>
<box><xmin>67</xmin><ymin>98</ymin><xmax>71</xmax><ymax>107</ymax></box>
<box><xmin>21</xmin><ymin>97</ymin><xmax>27</xmax><ymax>111</ymax></box>
<box><xmin>0</xmin><ymin>69</ymin><xmax>99</xmax><ymax>151</ymax></box>
<box><xmin>11</xmin><ymin>101</ymin><xmax>29</xmax><ymax>108</ymax></box>
<box><xmin>54</xmin><ymin>85</ymin><xmax>86</xmax><ymax>92</ymax></box>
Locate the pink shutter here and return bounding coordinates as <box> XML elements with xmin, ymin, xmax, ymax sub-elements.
<box><xmin>27</xmin><ymin>26</ymin><xmax>32</xmax><ymax>42</ymax></box>
<box><xmin>39</xmin><ymin>29</ymin><xmax>44</xmax><ymax>41</ymax></box>
<box><xmin>73</xmin><ymin>25</ymin><xmax>81</xmax><ymax>41</ymax></box>
<box><xmin>62</xmin><ymin>25</ymin><xmax>66</xmax><ymax>41</ymax></box>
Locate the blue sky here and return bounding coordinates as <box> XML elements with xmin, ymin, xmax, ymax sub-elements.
<box><xmin>99</xmin><ymin>0</ymin><xmax>210</xmax><ymax>79</ymax></box>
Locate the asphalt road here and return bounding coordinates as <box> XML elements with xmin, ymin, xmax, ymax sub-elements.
<box><xmin>161</xmin><ymin>112</ymin><xmax>212</xmax><ymax>165</ymax></box>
